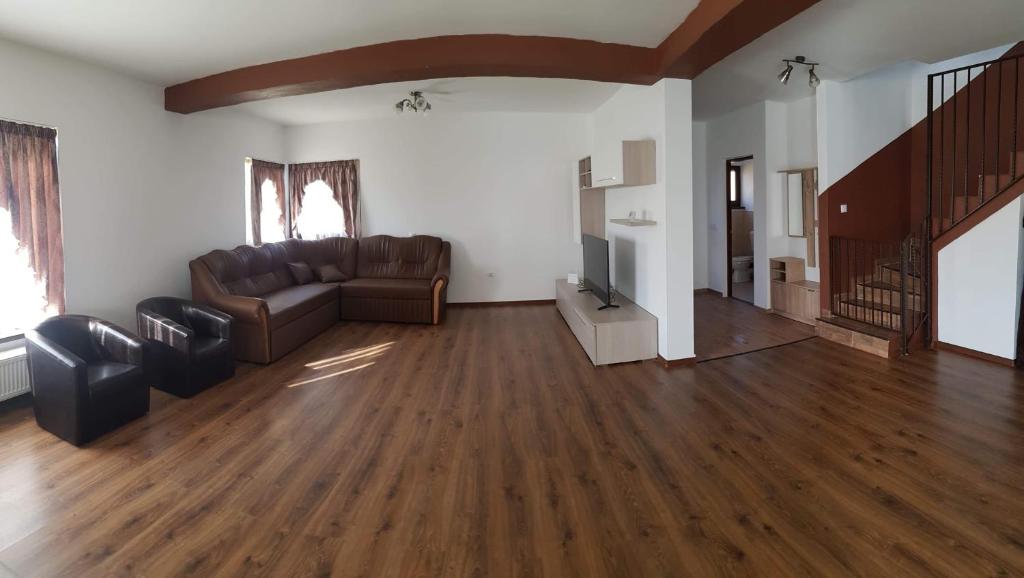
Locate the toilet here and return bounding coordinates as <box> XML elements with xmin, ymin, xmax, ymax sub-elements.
<box><xmin>731</xmin><ymin>255</ymin><xmax>753</xmax><ymax>282</ymax></box>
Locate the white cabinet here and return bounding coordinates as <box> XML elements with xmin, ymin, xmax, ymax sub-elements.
<box><xmin>592</xmin><ymin>137</ymin><xmax>624</xmax><ymax>187</ymax></box>
<box><xmin>588</xmin><ymin>139</ymin><xmax>655</xmax><ymax>190</ymax></box>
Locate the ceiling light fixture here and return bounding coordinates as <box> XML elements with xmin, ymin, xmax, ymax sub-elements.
<box><xmin>395</xmin><ymin>91</ymin><xmax>432</xmax><ymax>115</ymax></box>
<box><xmin>808</xmin><ymin>66</ymin><xmax>820</xmax><ymax>88</ymax></box>
<box><xmin>778</xmin><ymin>56</ymin><xmax>820</xmax><ymax>88</ymax></box>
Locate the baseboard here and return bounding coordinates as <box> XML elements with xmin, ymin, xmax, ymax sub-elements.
<box><xmin>935</xmin><ymin>341</ymin><xmax>1015</xmax><ymax>368</ymax></box>
<box><xmin>450</xmin><ymin>299</ymin><xmax>556</xmax><ymax>308</ymax></box>
<box><xmin>657</xmin><ymin>355</ymin><xmax>697</xmax><ymax>369</ymax></box>
<box><xmin>694</xmin><ymin>288</ymin><xmax>723</xmax><ymax>296</ymax></box>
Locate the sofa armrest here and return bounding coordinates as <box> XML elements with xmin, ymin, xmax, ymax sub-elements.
<box><xmin>431</xmin><ymin>241</ymin><xmax>451</xmax><ymax>289</ymax></box>
<box><xmin>138</xmin><ymin>309</ymin><xmax>193</xmax><ymax>354</ymax></box>
<box><xmin>91</xmin><ymin>320</ymin><xmax>146</xmax><ymax>366</ymax></box>
<box><xmin>199</xmin><ymin>294</ymin><xmax>267</xmax><ymax>327</ymax></box>
<box><xmin>431</xmin><ymin>241</ymin><xmax>451</xmax><ymax>324</ymax></box>
<box><xmin>190</xmin><ymin>259</ymin><xmax>268</xmax><ymax>327</ymax></box>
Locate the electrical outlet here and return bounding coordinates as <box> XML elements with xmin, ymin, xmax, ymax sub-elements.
<box><xmin>840</xmin><ymin>203</ymin><xmax>848</xmax><ymax>214</ymax></box>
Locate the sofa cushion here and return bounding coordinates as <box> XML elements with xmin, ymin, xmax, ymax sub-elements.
<box><xmin>339</xmin><ymin>278</ymin><xmax>432</xmax><ymax>300</ymax></box>
<box><xmin>314</xmin><ymin>263</ymin><xmax>348</xmax><ymax>283</ymax></box>
<box><xmin>287</xmin><ymin>262</ymin><xmax>314</xmax><ymax>285</ymax></box>
<box><xmin>262</xmin><ymin>284</ymin><xmax>340</xmax><ymax>329</ymax></box>
<box><xmin>356</xmin><ymin>235</ymin><xmax>443</xmax><ymax>280</ymax></box>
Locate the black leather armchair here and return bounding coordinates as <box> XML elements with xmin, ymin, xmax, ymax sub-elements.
<box><xmin>137</xmin><ymin>297</ymin><xmax>234</xmax><ymax>398</ymax></box>
<box><xmin>25</xmin><ymin>315</ymin><xmax>150</xmax><ymax>446</ymax></box>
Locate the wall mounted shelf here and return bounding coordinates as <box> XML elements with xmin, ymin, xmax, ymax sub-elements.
<box><xmin>609</xmin><ymin>218</ymin><xmax>657</xmax><ymax>227</ymax></box>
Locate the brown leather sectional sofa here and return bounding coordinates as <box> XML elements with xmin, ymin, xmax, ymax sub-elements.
<box><xmin>189</xmin><ymin>235</ymin><xmax>450</xmax><ymax>364</ymax></box>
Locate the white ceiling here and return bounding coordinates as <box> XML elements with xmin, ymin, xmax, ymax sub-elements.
<box><xmin>235</xmin><ymin>77</ymin><xmax>623</xmax><ymax>125</ymax></box>
<box><xmin>693</xmin><ymin>0</ymin><xmax>1024</xmax><ymax>121</ymax></box>
<box><xmin>0</xmin><ymin>0</ymin><xmax>698</xmax><ymax>86</ymax></box>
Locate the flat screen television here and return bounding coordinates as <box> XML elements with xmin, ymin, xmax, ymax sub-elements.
<box><xmin>582</xmin><ymin>234</ymin><xmax>617</xmax><ymax>310</ymax></box>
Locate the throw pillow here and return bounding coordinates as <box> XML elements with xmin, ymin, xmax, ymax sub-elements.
<box><xmin>287</xmin><ymin>262</ymin><xmax>314</xmax><ymax>285</ymax></box>
<box><xmin>315</xmin><ymin>263</ymin><xmax>348</xmax><ymax>283</ymax></box>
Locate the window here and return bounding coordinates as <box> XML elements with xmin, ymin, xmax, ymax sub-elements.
<box><xmin>258</xmin><ymin>179</ymin><xmax>286</xmax><ymax>243</ymax></box>
<box><xmin>728</xmin><ymin>165</ymin><xmax>742</xmax><ymax>209</ymax></box>
<box><xmin>295</xmin><ymin>180</ymin><xmax>347</xmax><ymax>240</ymax></box>
<box><xmin>244</xmin><ymin>159</ymin><xmax>359</xmax><ymax>242</ymax></box>
<box><xmin>0</xmin><ymin>120</ymin><xmax>64</xmax><ymax>338</ymax></box>
<box><xmin>244</xmin><ymin>158</ymin><xmax>287</xmax><ymax>244</ymax></box>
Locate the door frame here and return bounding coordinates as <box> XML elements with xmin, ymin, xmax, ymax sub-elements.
<box><xmin>725</xmin><ymin>155</ymin><xmax>754</xmax><ymax>300</ymax></box>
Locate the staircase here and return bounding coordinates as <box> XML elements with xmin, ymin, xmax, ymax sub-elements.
<box><xmin>818</xmin><ymin>224</ymin><xmax>927</xmax><ymax>359</ymax></box>
<box><xmin>930</xmin><ymin>52</ymin><xmax>1024</xmax><ymax>240</ymax></box>
<box><xmin>819</xmin><ymin>49</ymin><xmax>1024</xmax><ymax>360</ymax></box>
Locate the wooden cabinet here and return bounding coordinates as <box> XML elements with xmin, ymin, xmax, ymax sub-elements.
<box><xmin>555</xmin><ymin>280</ymin><xmax>658</xmax><ymax>366</ymax></box>
<box><xmin>572</xmin><ymin>157</ymin><xmax>605</xmax><ymax>243</ymax></box>
<box><xmin>769</xmin><ymin>257</ymin><xmax>819</xmax><ymax>326</ymax></box>
<box><xmin>589</xmin><ymin>140</ymin><xmax>655</xmax><ymax>189</ymax></box>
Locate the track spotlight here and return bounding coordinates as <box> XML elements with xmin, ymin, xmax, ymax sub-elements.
<box><xmin>777</xmin><ymin>56</ymin><xmax>820</xmax><ymax>88</ymax></box>
<box><xmin>778</xmin><ymin>64</ymin><xmax>794</xmax><ymax>85</ymax></box>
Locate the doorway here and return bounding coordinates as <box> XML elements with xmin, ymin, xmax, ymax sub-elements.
<box><xmin>725</xmin><ymin>155</ymin><xmax>754</xmax><ymax>304</ymax></box>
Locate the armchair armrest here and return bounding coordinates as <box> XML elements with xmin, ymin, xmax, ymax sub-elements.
<box><xmin>90</xmin><ymin>320</ymin><xmax>146</xmax><ymax>366</ymax></box>
<box><xmin>25</xmin><ymin>329</ymin><xmax>87</xmax><ymax>399</ymax></box>
<box><xmin>138</xmin><ymin>309</ymin><xmax>193</xmax><ymax>354</ymax></box>
<box><xmin>183</xmin><ymin>303</ymin><xmax>232</xmax><ymax>340</ymax></box>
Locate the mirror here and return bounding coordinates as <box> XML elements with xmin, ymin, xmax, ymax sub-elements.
<box><xmin>787</xmin><ymin>173</ymin><xmax>804</xmax><ymax>237</ymax></box>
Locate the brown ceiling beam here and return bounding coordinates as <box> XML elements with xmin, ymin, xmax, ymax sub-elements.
<box><xmin>658</xmin><ymin>0</ymin><xmax>822</xmax><ymax>78</ymax></box>
<box><xmin>164</xmin><ymin>0</ymin><xmax>822</xmax><ymax>114</ymax></box>
<box><xmin>165</xmin><ymin>35</ymin><xmax>659</xmax><ymax>114</ymax></box>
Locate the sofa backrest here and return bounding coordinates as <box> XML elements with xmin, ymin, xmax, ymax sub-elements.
<box><xmin>193</xmin><ymin>237</ymin><xmax>363</xmax><ymax>297</ymax></box>
<box><xmin>195</xmin><ymin>243</ymin><xmax>294</xmax><ymax>297</ymax></box>
<box><xmin>286</xmin><ymin>237</ymin><xmax>358</xmax><ymax>280</ymax></box>
<box><xmin>356</xmin><ymin>235</ymin><xmax>443</xmax><ymax>280</ymax></box>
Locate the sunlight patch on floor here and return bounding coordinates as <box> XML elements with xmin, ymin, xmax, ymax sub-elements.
<box><xmin>305</xmin><ymin>341</ymin><xmax>394</xmax><ymax>371</ymax></box>
<box><xmin>286</xmin><ymin>362</ymin><xmax>377</xmax><ymax>388</ymax></box>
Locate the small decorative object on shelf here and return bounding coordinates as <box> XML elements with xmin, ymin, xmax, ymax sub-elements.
<box><xmin>610</xmin><ymin>218</ymin><xmax>657</xmax><ymax>227</ymax></box>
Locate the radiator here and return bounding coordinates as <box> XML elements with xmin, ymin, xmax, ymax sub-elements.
<box><xmin>0</xmin><ymin>349</ymin><xmax>31</xmax><ymax>402</ymax></box>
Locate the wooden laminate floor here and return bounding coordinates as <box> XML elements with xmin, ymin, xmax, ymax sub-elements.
<box><xmin>694</xmin><ymin>292</ymin><xmax>816</xmax><ymax>362</ymax></box>
<box><xmin>1</xmin><ymin>305</ymin><xmax>1023</xmax><ymax>577</ymax></box>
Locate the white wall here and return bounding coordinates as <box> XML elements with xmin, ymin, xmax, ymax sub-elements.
<box><xmin>662</xmin><ymin>78</ymin><xmax>696</xmax><ymax>361</ymax></box>
<box><xmin>938</xmin><ymin>197</ymin><xmax>1024</xmax><ymax>360</ymax></box>
<box><xmin>592</xmin><ymin>84</ymin><xmax>669</xmax><ymax>324</ymax></box>
<box><xmin>739</xmin><ymin>161</ymin><xmax>754</xmax><ymax>210</ymax></box>
<box><xmin>285</xmin><ymin>113</ymin><xmax>590</xmax><ymax>304</ymax></box>
<box><xmin>587</xmin><ymin>80</ymin><xmax>694</xmax><ymax>359</ymax></box>
<box><xmin>692</xmin><ymin>121</ymin><xmax>709</xmax><ymax>289</ymax></box>
<box><xmin>818</xmin><ymin>44</ymin><xmax>1011</xmax><ymax>194</ymax></box>
<box><xmin>699</xmin><ymin>102</ymin><xmax>765</xmax><ymax>302</ymax></box>
<box><xmin>0</xmin><ymin>38</ymin><xmax>284</xmax><ymax>329</ymax></box>
<box><xmin>695</xmin><ymin>96</ymin><xmax>818</xmax><ymax>305</ymax></box>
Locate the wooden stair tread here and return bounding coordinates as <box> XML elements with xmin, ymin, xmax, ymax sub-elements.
<box><xmin>817</xmin><ymin>316</ymin><xmax>898</xmax><ymax>340</ymax></box>
<box><xmin>816</xmin><ymin>316</ymin><xmax>899</xmax><ymax>359</ymax></box>
<box><xmin>838</xmin><ymin>298</ymin><xmax>902</xmax><ymax>315</ymax></box>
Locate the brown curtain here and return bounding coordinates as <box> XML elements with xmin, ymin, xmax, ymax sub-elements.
<box><xmin>249</xmin><ymin>159</ymin><xmax>286</xmax><ymax>244</ymax></box>
<box><xmin>0</xmin><ymin>120</ymin><xmax>65</xmax><ymax>314</ymax></box>
<box><xmin>289</xmin><ymin>160</ymin><xmax>360</xmax><ymax>238</ymax></box>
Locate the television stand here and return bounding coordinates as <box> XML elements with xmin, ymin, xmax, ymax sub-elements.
<box><xmin>555</xmin><ymin>280</ymin><xmax>657</xmax><ymax>366</ymax></box>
